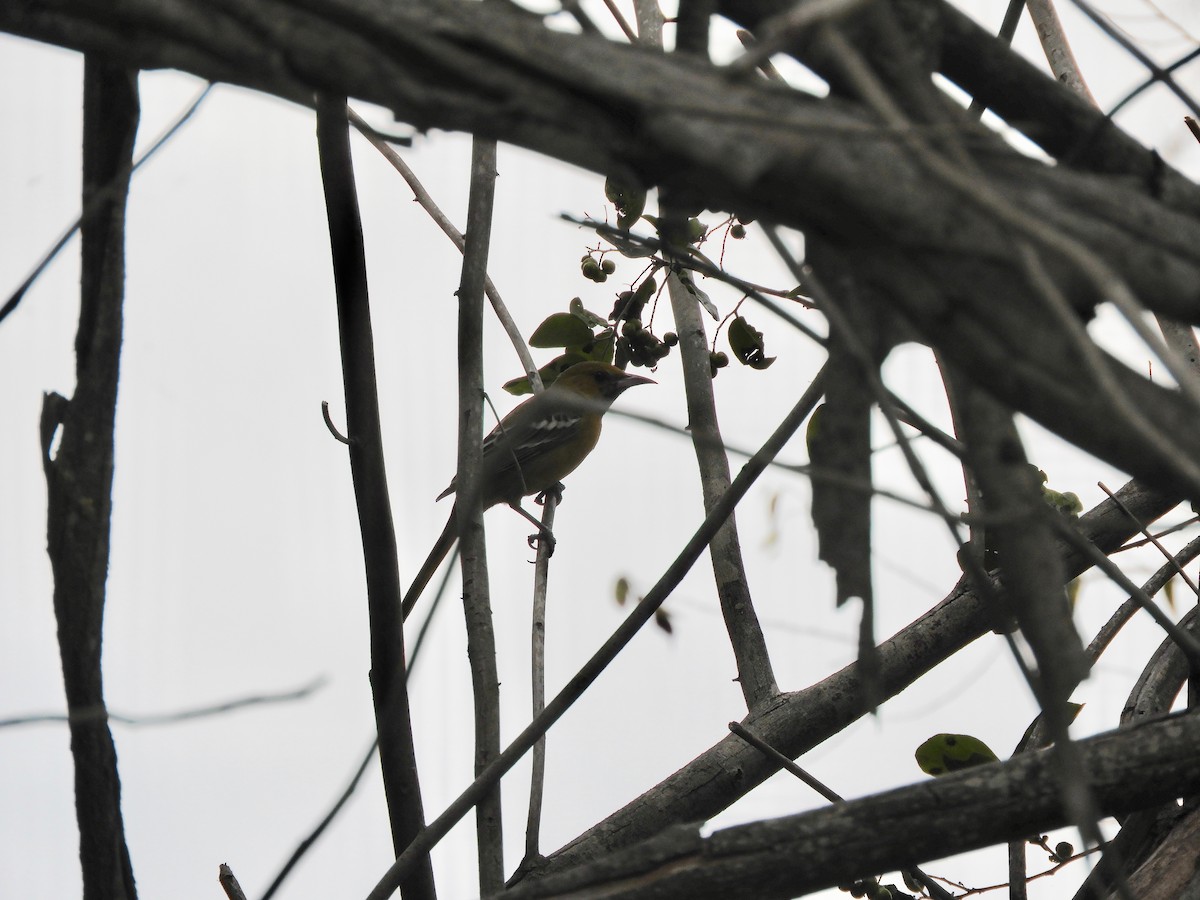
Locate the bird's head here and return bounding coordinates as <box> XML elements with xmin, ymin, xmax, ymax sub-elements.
<box><xmin>551</xmin><ymin>361</ymin><xmax>655</xmax><ymax>404</ymax></box>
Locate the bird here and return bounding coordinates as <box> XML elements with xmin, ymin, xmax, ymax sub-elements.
<box><xmin>401</xmin><ymin>361</ymin><xmax>654</xmax><ymax>620</ymax></box>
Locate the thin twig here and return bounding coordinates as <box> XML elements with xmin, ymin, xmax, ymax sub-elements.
<box><xmin>734</xmin><ymin>29</ymin><xmax>786</xmax><ymax>82</ymax></box>
<box><xmin>523</xmin><ymin>493</ymin><xmax>557</xmax><ymax>864</ymax></box>
<box><xmin>1026</xmin><ymin>0</ymin><xmax>1096</xmax><ymax>105</ymax></box>
<box><xmin>1050</xmin><ymin>514</ymin><xmax>1200</xmax><ymax>669</ymax></box>
<box><xmin>259</xmin><ymin>737</ymin><xmax>379</xmax><ymax>900</ymax></box>
<box><xmin>967</xmin><ymin>0</ymin><xmax>1024</xmax><ymax>119</ymax></box>
<box><xmin>320</xmin><ymin>400</ymin><xmax>351</xmax><ymax>444</ymax></box>
<box><xmin>725</xmin><ymin>0</ymin><xmax>867</xmax><ymax>77</ymax></box>
<box><xmin>0</xmin><ymin>678</ymin><xmax>326</xmax><ymax>729</ymax></box>
<box><xmin>1067</xmin><ymin>0</ymin><xmax>1200</xmax><ymax>117</ymax></box>
<box><xmin>218</xmin><ymin>864</ymin><xmax>248</xmax><ymax>900</ymax></box>
<box><xmin>260</xmin><ymin>547</ymin><xmax>456</xmax><ymax>900</ymax></box>
<box><xmin>1</xmin><ymin>82</ymin><xmax>214</xmax><ymax>324</ymax></box>
<box><xmin>1099</xmin><ymin>482</ymin><xmax>1200</xmax><ymax>596</ymax></box>
<box><xmin>1187</xmin><ymin>116</ymin><xmax>1200</xmax><ymax>144</ymax></box>
<box><xmin>728</xmin><ymin>722</ymin><xmax>955</xmax><ymax>900</ymax></box>
<box><xmin>599</xmin><ymin>0</ymin><xmax>638</xmax><ymax>42</ymax></box>
<box><xmin>1085</xmin><ymin>536</ymin><xmax>1200</xmax><ymax>669</ymax></box>
<box><xmin>1107</xmin><ymin>47</ymin><xmax>1200</xmax><ymax>121</ymax></box>
<box><xmin>346</xmin><ymin>106</ymin><xmax>541</xmax><ymax>392</ymax></box>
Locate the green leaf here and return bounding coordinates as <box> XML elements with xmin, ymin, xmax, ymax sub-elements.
<box><xmin>728</xmin><ymin>315</ymin><xmax>776</xmax><ymax>369</ymax></box>
<box><xmin>587</xmin><ymin>329</ymin><xmax>616</xmax><ymax>365</ymax></box>
<box><xmin>502</xmin><ymin>352</ymin><xmax>590</xmax><ymax>395</ymax></box>
<box><xmin>915</xmin><ymin>733</ymin><xmax>999</xmax><ymax>777</ymax></box>
<box><xmin>676</xmin><ymin>269</ymin><xmax>719</xmax><ymax>319</ymax></box>
<box><xmin>569</xmin><ymin>297</ymin><xmax>610</xmax><ymax>329</ymax></box>
<box><xmin>530</xmin><ymin>312</ymin><xmax>594</xmax><ymax>349</ymax></box>
<box><xmin>604</xmin><ymin>176</ymin><xmax>646</xmax><ymax>230</ymax></box>
<box><xmin>615</xmin><ymin>576</ymin><xmax>629</xmax><ymax>605</ymax></box>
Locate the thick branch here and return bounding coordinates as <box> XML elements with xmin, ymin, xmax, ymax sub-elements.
<box><xmin>41</xmin><ymin>58</ymin><xmax>140</xmax><ymax>900</ymax></box>
<box><xmin>315</xmin><ymin>96</ymin><xmax>435</xmax><ymax>897</ymax></box>
<box><xmin>499</xmin><ymin>710</ymin><xmax>1200</xmax><ymax>900</ymax></box>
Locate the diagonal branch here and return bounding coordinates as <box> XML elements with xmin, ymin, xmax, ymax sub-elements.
<box><xmin>532</xmin><ymin>480</ymin><xmax>1179</xmax><ymax>879</ymax></box>
<box><xmin>499</xmin><ymin>710</ymin><xmax>1200</xmax><ymax>900</ymax></box>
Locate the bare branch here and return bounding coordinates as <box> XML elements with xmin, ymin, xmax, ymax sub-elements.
<box><xmin>314</xmin><ymin>94</ymin><xmax>435</xmax><ymax>895</ymax></box>
<box><xmin>501</xmin><ymin>711</ymin><xmax>1200</xmax><ymax>899</ymax></box>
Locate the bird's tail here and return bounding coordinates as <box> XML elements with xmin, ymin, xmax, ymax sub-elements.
<box><xmin>401</xmin><ymin>504</ymin><xmax>459</xmax><ymax>622</ymax></box>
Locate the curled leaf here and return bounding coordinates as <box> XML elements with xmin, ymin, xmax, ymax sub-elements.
<box><xmin>728</xmin><ymin>315</ymin><xmax>776</xmax><ymax>370</ymax></box>
<box><xmin>654</xmin><ymin>608</ymin><xmax>673</xmax><ymax>634</ymax></box>
<box><xmin>569</xmin><ymin>297</ymin><xmax>610</xmax><ymax>329</ymax></box>
<box><xmin>605</xmin><ymin>176</ymin><xmax>647</xmax><ymax>230</ymax></box>
<box><xmin>676</xmin><ymin>269</ymin><xmax>718</xmax><ymax>319</ymax></box>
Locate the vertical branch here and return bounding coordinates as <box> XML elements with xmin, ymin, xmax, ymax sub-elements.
<box><xmin>666</xmin><ymin>272</ymin><xmax>779</xmax><ymax>708</ymax></box>
<box><xmin>523</xmin><ymin>498</ymin><xmax>557</xmax><ymax>865</ymax></box>
<box><xmin>40</xmin><ymin>56</ymin><xmax>140</xmax><ymax>900</ymax></box>
<box><xmin>656</xmin><ymin>0</ymin><xmax>777</xmax><ymax>711</ymax></box>
<box><xmin>313</xmin><ymin>96</ymin><xmax>435</xmax><ymax>899</ymax></box>
<box><xmin>456</xmin><ymin>137</ymin><xmax>504</xmax><ymax>895</ymax></box>
<box><xmin>1025</xmin><ymin>0</ymin><xmax>1096</xmax><ymax>104</ymax></box>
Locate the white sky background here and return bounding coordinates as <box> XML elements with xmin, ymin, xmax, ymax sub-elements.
<box><xmin>3</xmin><ymin>2</ymin><xmax>1200</xmax><ymax>898</ymax></box>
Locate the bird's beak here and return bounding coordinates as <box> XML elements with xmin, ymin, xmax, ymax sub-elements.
<box><xmin>618</xmin><ymin>371</ymin><xmax>656</xmax><ymax>391</ymax></box>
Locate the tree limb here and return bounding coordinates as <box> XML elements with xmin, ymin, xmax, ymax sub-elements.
<box><xmin>41</xmin><ymin>57</ymin><xmax>140</xmax><ymax>900</ymax></box>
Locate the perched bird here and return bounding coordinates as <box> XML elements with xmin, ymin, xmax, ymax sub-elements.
<box><xmin>401</xmin><ymin>361</ymin><xmax>654</xmax><ymax>620</ymax></box>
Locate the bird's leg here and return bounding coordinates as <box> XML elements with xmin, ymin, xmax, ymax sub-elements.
<box><xmin>507</xmin><ymin>502</ymin><xmax>556</xmax><ymax>557</ymax></box>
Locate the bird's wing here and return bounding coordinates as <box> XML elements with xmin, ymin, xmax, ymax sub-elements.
<box><xmin>483</xmin><ymin>409</ymin><xmax>585</xmax><ymax>471</ymax></box>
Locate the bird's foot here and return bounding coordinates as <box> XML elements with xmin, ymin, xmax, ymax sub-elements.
<box><xmin>527</xmin><ymin>527</ymin><xmax>557</xmax><ymax>558</ymax></box>
<box><xmin>535</xmin><ymin>482</ymin><xmax>565</xmax><ymax>506</ymax></box>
